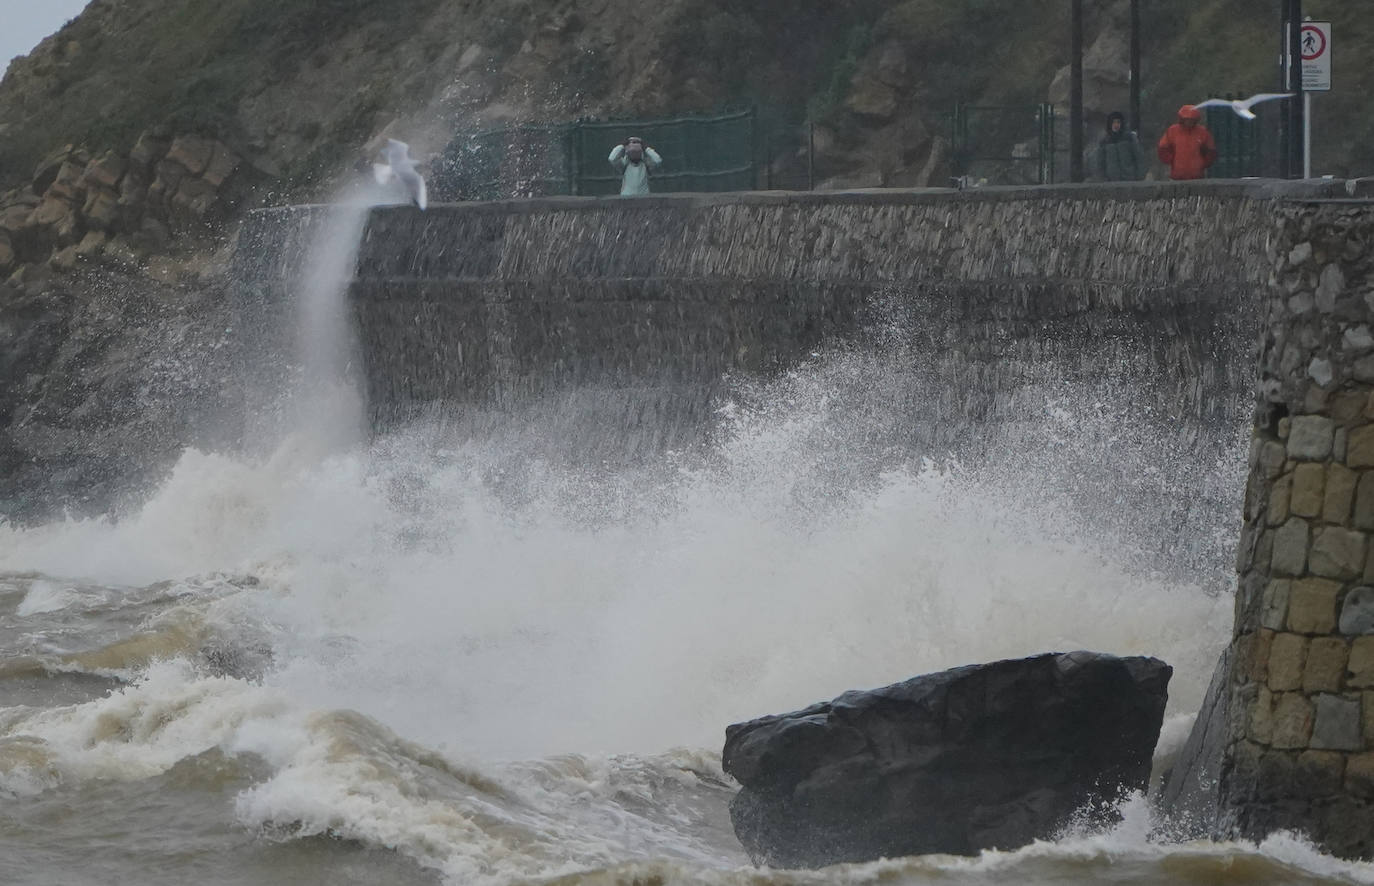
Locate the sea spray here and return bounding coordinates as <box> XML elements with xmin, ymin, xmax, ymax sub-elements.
<box><xmin>0</xmin><ymin>257</ymin><xmax>1261</xmax><ymax>884</ymax></box>
<box><xmin>0</xmin><ymin>346</ymin><xmax>1236</xmax><ymax>760</ymax></box>
<box><xmin>282</xmin><ymin>189</ymin><xmax>374</xmax><ymax>456</ymax></box>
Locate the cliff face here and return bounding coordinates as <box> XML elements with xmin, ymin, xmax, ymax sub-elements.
<box><xmin>0</xmin><ymin>0</ymin><xmax>858</xmax><ymax>195</ymax></box>
<box><xmin>1</xmin><ymin>0</ymin><xmax>1370</xmax><ymax>239</ymax></box>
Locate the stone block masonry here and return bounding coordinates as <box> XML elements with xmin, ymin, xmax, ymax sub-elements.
<box><xmin>235</xmin><ymin>183</ymin><xmax>1303</xmax><ymax>468</ymax></box>
<box><xmin>1222</xmin><ymin>198</ymin><xmax>1374</xmax><ymax>858</ymax></box>
<box><xmin>332</xmin><ymin>181</ymin><xmax>1286</xmax><ymax>434</ymax></box>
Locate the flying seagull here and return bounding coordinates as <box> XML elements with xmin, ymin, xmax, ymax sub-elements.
<box><xmin>373</xmin><ymin>138</ymin><xmax>428</xmax><ymax>209</ymax></box>
<box><xmin>1192</xmin><ymin>93</ymin><xmax>1294</xmax><ymax>120</ymax></box>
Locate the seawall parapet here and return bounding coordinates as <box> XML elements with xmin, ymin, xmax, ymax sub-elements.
<box><xmin>242</xmin><ymin>180</ymin><xmax>1306</xmax><ymax>434</ymax></box>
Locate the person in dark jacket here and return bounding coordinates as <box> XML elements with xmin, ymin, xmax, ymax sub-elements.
<box><xmin>1157</xmin><ymin>105</ymin><xmax>1217</xmax><ymax>181</ymax></box>
<box><xmin>1093</xmin><ymin>111</ymin><xmax>1145</xmax><ymax>181</ymax></box>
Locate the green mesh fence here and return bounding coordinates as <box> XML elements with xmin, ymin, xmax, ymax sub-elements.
<box><xmin>571</xmin><ymin>109</ymin><xmax>756</xmax><ymax>195</ymax></box>
<box><xmin>1203</xmin><ymin>99</ymin><xmax>1263</xmax><ymax>179</ymax></box>
<box><xmin>435</xmin><ymin>109</ymin><xmax>757</xmax><ymax>200</ymax></box>
<box><xmin>950</xmin><ymin>104</ymin><xmax>1057</xmax><ymax>186</ymax></box>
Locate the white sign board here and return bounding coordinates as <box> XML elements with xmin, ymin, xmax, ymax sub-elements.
<box><xmin>1302</xmin><ymin>21</ymin><xmax>1332</xmax><ymax>92</ymax></box>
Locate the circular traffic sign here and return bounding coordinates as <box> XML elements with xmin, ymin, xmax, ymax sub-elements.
<box><xmin>1301</xmin><ymin>24</ymin><xmax>1327</xmax><ymax>61</ymax></box>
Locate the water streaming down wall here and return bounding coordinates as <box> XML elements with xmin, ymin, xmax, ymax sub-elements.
<box><xmin>347</xmin><ymin>186</ymin><xmax>1270</xmax><ymax>438</ymax></box>
<box><xmin>236</xmin><ymin>183</ymin><xmax>1282</xmax><ymax>447</ymax></box>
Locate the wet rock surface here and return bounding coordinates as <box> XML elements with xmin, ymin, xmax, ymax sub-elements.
<box><xmin>1214</xmin><ymin>199</ymin><xmax>1374</xmax><ymax>860</ymax></box>
<box><xmin>722</xmin><ymin>651</ymin><xmax>1172</xmax><ymax>867</ymax></box>
<box><xmin>0</xmin><ymin>268</ymin><xmax>240</xmax><ymax>522</ymax></box>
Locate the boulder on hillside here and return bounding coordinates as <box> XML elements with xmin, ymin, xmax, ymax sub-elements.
<box><xmin>128</xmin><ymin>131</ymin><xmax>170</xmax><ymax>170</ymax></box>
<box><xmin>722</xmin><ymin>651</ymin><xmax>1172</xmax><ymax>868</ymax></box>
<box><xmin>32</xmin><ymin>144</ymin><xmax>79</xmax><ymax>193</ymax></box>
<box><xmin>82</xmin><ymin>151</ymin><xmax>127</xmax><ymax>191</ymax></box>
<box><xmin>165</xmin><ymin>135</ymin><xmax>216</xmax><ymax>176</ymax></box>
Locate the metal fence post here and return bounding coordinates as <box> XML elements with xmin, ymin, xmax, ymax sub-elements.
<box><xmin>1069</xmin><ymin>0</ymin><xmax>1084</xmax><ymax>182</ymax></box>
<box><xmin>951</xmin><ymin>105</ymin><xmax>960</xmax><ymax>180</ymax></box>
<box><xmin>749</xmin><ymin>105</ymin><xmax>760</xmax><ymax>190</ymax></box>
<box><xmin>1048</xmin><ymin>106</ymin><xmax>1057</xmax><ymax>184</ymax></box>
<box><xmin>566</xmin><ymin>124</ymin><xmax>577</xmax><ymax>195</ymax></box>
<box><xmin>808</xmin><ymin>120</ymin><xmax>815</xmax><ymax>191</ymax></box>
<box><xmin>1037</xmin><ymin>104</ymin><xmax>1048</xmax><ymax>184</ymax></box>
<box><xmin>1129</xmin><ymin>0</ymin><xmax>1141</xmax><ymax>134</ymax></box>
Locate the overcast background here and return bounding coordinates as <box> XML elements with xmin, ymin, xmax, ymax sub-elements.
<box><xmin>1</xmin><ymin>0</ymin><xmax>90</xmax><ymax>76</ymax></box>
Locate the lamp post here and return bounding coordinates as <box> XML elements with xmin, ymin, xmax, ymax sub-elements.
<box><xmin>1282</xmin><ymin>0</ymin><xmax>1305</xmax><ymax>177</ymax></box>
<box><xmin>1070</xmin><ymin>0</ymin><xmax>1084</xmax><ymax>181</ymax></box>
<box><xmin>1129</xmin><ymin>0</ymin><xmax>1141</xmax><ymax>133</ymax></box>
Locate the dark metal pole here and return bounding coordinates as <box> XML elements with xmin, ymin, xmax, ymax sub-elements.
<box><xmin>1292</xmin><ymin>0</ymin><xmax>1306</xmax><ymax>178</ymax></box>
<box><xmin>1284</xmin><ymin>0</ymin><xmax>1305</xmax><ymax>177</ymax></box>
<box><xmin>1070</xmin><ymin>0</ymin><xmax>1084</xmax><ymax>182</ymax></box>
<box><xmin>1129</xmin><ymin>0</ymin><xmax>1141</xmax><ymax>133</ymax></box>
<box><xmin>750</xmin><ymin>104</ymin><xmax>761</xmax><ymax>189</ymax></box>
<box><xmin>807</xmin><ymin>120</ymin><xmax>815</xmax><ymax>191</ymax></box>
<box><xmin>1278</xmin><ymin>0</ymin><xmax>1288</xmax><ymax>176</ymax></box>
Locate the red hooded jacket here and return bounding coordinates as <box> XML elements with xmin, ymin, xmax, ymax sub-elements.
<box><xmin>1157</xmin><ymin>107</ymin><xmax>1217</xmax><ymax>181</ymax></box>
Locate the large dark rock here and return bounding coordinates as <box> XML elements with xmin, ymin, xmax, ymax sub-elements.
<box><xmin>722</xmin><ymin>651</ymin><xmax>1172</xmax><ymax>868</ymax></box>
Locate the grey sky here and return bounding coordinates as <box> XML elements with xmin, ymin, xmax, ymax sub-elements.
<box><xmin>1</xmin><ymin>0</ymin><xmax>91</xmax><ymax>77</ymax></box>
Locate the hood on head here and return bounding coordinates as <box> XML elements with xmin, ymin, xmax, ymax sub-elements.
<box><xmin>1178</xmin><ymin>104</ymin><xmax>1203</xmax><ymax>122</ymax></box>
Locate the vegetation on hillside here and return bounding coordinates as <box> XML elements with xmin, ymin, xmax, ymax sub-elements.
<box><xmin>0</xmin><ymin>0</ymin><xmax>1370</xmax><ymax>199</ymax></box>
<box><xmin>0</xmin><ymin>0</ymin><xmax>448</xmax><ymax>188</ymax></box>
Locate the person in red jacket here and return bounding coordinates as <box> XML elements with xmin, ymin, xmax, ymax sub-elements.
<box><xmin>1157</xmin><ymin>105</ymin><xmax>1217</xmax><ymax>180</ymax></box>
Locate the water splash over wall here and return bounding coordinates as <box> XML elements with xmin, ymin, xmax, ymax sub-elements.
<box><xmin>233</xmin><ymin>183</ymin><xmax>394</xmax><ymax>459</ymax></box>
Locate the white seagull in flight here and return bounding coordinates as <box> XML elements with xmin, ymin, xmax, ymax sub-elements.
<box><xmin>1192</xmin><ymin>93</ymin><xmax>1295</xmax><ymax>120</ymax></box>
<box><xmin>373</xmin><ymin>138</ymin><xmax>428</xmax><ymax>209</ymax></box>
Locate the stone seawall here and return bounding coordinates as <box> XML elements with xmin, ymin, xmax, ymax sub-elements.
<box><xmin>1215</xmin><ymin>199</ymin><xmax>1374</xmax><ymax>857</ymax></box>
<box><xmin>283</xmin><ymin>181</ymin><xmax>1284</xmax><ymax>440</ymax></box>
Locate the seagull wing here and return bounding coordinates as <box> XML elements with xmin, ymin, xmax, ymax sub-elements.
<box><xmin>1191</xmin><ymin>99</ymin><xmax>1233</xmax><ymax>110</ymax></box>
<box><xmin>1239</xmin><ymin>92</ymin><xmax>1295</xmax><ymax>109</ymax></box>
<box><xmin>373</xmin><ymin>163</ymin><xmax>394</xmax><ymax>185</ymax></box>
<box><xmin>383</xmin><ymin>139</ymin><xmax>411</xmax><ymax>165</ymax></box>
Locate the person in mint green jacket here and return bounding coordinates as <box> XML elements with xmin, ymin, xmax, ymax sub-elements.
<box><xmin>608</xmin><ymin>136</ymin><xmax>662</xmax><ymax>195</ymax></box>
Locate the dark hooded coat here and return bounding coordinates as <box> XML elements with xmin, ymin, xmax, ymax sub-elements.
<box><xmin>1094</xmin><ymin>113</ymin><xmax>1145</xmax><ymax>181</ymax></box>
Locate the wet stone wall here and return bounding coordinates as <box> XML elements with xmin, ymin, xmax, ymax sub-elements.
<box><xmin>1222</xmin><ymin>200</ymin><xmax>1374</xmax><ymax>857</ymax></box>
<box><xmin>336</xmin><ymin>182</ymin><xmax>1281</xmax><ymax>440</ymax></box>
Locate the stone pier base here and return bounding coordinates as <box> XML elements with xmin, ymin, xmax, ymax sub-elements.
<box><xmin>1220</xmin><ymin>198</ymin><xmax>1374</xmax><ymax>857</ymax></box>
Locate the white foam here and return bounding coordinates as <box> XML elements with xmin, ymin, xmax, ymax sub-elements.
<box><xmin>234</xmin><ymin>711</ymin><xmax>741</xmax><ymax>885</ymax></box>
<box><xmin>15</xmin><ymin>579</ymin><xmax>77</xmax><ymax>616</ymax></box>
<box><xmin>0</xmin><ymin>660</ymin><xmax>299</xmax><ymax>792</ymax></box>
<box><xmin>0</xmin><ymin>399</ymin><xmax>1234</xmax><ymax>761</ymax></box>
<box><xmin>1155</xmin><ymin>711</ymin><xmax>1199</xmax><ymax>761</ymax></box>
